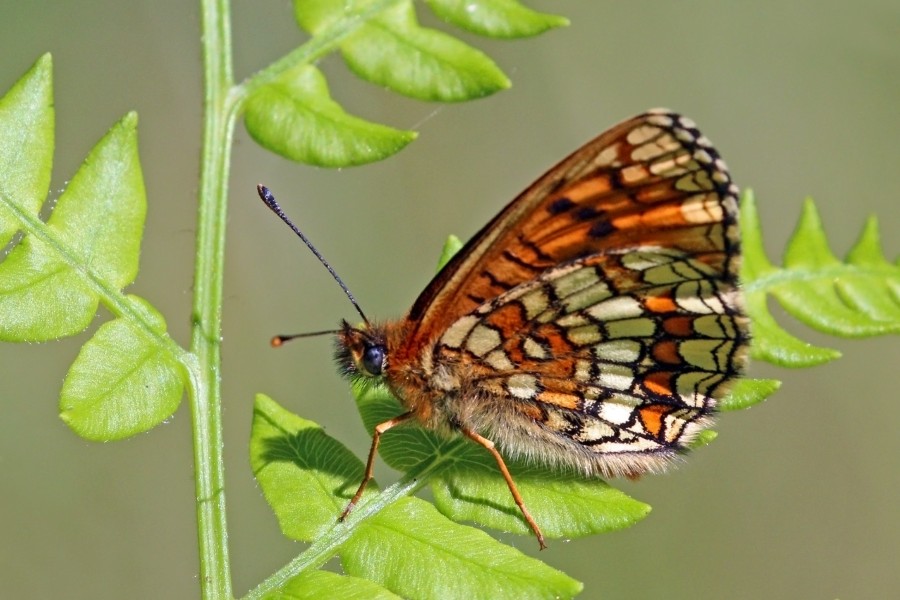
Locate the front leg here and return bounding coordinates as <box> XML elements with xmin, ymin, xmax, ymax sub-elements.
<box><xmin>340</xmin><ymin>411</ymin><xmax>415</xmax><ymax>521</ymax></box>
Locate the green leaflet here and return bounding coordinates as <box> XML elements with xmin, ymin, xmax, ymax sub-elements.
<box><xmin>741</xmin><ymin>190</ymin><xmax>899</xmax><ymax>367</ymax></box>
<box><xmin>295</xmin><ymin>1</ymin><xmax>509</xmax><ymax>103</ymax></box>
<box><xmin>718</xmin><ymin>378</ymin><xmax>781</xmax><ymax>412</ymax></box>
<box><xmin>60</xmin><ymin>296</ymin><xmax>183</xmax><ymax>441</ymax></box>
<box><xmin>431</xmin><ymin>461</ymin><xmax>651</xmax><ymax>539</ymax></box>
<box><xmin>779</xmin><ymin>201</ymin><xmax>899</xmax><ymax>335</ymax></box>
<box><xmin>425</xmin><ymin>0</ymin><xmax>569</xmax><ymax>39</ymax></box>
<box><xmin>436</xmin><ymin>233</ymin><xmax>464</xmax><ymax>270</ymax></box>
<box><xmin>0</xmin><ymin>107</ymin><xmax>145</xmax><ymax>340</ymax></box>
<box><xmin>336</xmin><ymin>2</ymin><xmax>511</xmax><ymax>102</ymax></box>
<box><xmin>0</xmin><ymin>54</ymin><xmax>53</xmax><ymax>248</ymax></box>
<box><xmin>244</xmin><ymin>64</ymin><xmax>416</xmax><ymax>167</ymax></box>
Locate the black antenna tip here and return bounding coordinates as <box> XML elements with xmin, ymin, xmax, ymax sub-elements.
<box><xmin>257</xmin><ymin>184</ymin><xmax>275</xmax><ymax>206</ymax></box>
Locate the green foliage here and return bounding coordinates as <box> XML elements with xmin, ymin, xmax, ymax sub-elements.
<box><xmin>244</xmin><ymin>64</ymin><xmax>416</xmax><ymax>167</ymax></box>
<box><xmin>436</xmin><ymin>233</ymin><xmax>464</xmax><ymax>270</ymax></box>
<box><xmin>425</xmin><ymin>0</ymin><xmax>569</xmax><ymax>38</ymax></box>
<box><xmin>718</xmin><ymin>378</ymin><xmax>782</xmax><ymax>412</ymax></box>
<box><xmin>343</xmin><ymin>498</ymin><xmax>581</xmax><ymax>600</ymax></box>
<box><xmin>240</xmin><ymin>0</ymin><xmax>566</xmax><ymax>166</ymax></box>
<box><xmin>251</xmin><ymin>393</ymin><xmax>372</xmax><ymax>542</ymax></box>
<box><xmin>0</xmin><ymin>56</ymin><xmax>186</xmax><ymax>441</ymax></box>
<box><xmin>250</xmin><ymin>394</ymin><xmax>583</xmax><ymax>600</ymax></box>
<box><xmin>327</xmin><ymin>1</ymin><xmax>511</xmax><ymax>101</ymax></box>
<box><xmin>0</xmin><ymin>54</ymin><xmax>53</xmax><ymax>248</ymax></box>
<box><xmin>741</xmin><ymin>190</ymin><xmax>900</xmax><ymax>367</ymax></box>
<box><xmin>59</xmin><ymin>296</ymin><xmax>184</xmax><ymax>440</ymax></box>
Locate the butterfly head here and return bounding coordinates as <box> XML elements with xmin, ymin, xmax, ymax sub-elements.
<box><xmin>335</xmin><ymin>320</ymin><xmax>388</xmax><ymax>381</ymax></box>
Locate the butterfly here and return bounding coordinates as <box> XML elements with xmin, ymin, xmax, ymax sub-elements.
<box><xmin>259</xmin><ymin>109</ymin><xmax>748</xmax><ymax>549</ymax></box>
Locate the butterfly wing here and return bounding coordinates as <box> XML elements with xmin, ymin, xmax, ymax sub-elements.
<box><xmin>401</xmin><ymin>110</ymin><xmax>741</xmax><ymax>352</ymax></box>
<box><xmin>394</xmin><ymin>110</ymin><xmax>746</xmax><ymax>476</ymax></box>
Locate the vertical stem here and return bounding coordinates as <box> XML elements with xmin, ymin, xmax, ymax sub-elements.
<box><xmin>192</xmin><ymin>0</ymin><xmax>236</xmax><ymax>597</ymax></box>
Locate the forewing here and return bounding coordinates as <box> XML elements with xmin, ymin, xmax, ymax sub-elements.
<box><xmin>401</xmin><ymin>110</ymin><xmax>741</xmax><ymax>355</ymax></box>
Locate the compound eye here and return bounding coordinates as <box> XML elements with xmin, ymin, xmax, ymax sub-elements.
<box><xmin>361</xmin><ymin>343</ymin><xmax>385</xmax><ymax>376</ymax></box>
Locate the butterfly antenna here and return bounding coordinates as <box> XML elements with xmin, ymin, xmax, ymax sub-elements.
<box><xmin>270</xmin><ymin>329</ymin><xmax>339</xmax><ymax>347</ymax></box>
<box><xmin>256</xmin><ymin>184</ymin><xmax>370</xmax><ymax>326</ymax></box>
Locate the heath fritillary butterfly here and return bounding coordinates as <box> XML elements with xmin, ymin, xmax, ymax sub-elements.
<box><xmin>258</xmin><ymin>109</ymin><xmax>748</xmax><ymax>549</ymax></box>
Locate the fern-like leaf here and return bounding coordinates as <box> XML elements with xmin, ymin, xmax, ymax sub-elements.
<box><xmin>0</xmin><ymin>55</ymin><xmax>185</xmax><ymax>440</ymax></box>
<box><xmin>241</xmin><ymin>0</ymin><xmax>565</xmax><ymax>167</ymax></box>
<box><xmin>742</xmin><ymin>190</ymin><xmax>899</xmax><ymax>367</ymax></box>
<box><xmin>320</xmin><ymin>1</ymin><xmax>511</xmax><ymax>102</ymax></box>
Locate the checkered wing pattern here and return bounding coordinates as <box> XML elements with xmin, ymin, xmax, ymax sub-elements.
<box><xmin>404</xmin><ymin>110</ymin><xmax>748</xmax><ymax>476</ymax></box>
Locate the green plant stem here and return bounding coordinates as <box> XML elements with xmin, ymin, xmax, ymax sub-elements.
<box><xmin>186</xmin><ymin>1</ymin><xmax>415</xmax><ymax>596</ymax></box>
<box><xmin>191</xmin><ymin>0</ymin><xmax>237</xmax><ymax>598</ymax></box>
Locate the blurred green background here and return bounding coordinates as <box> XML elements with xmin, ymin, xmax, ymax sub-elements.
<box><xmin>1</xmin><ymin>2</ymin><xmax>898</xmax><ymax>598</ymax></box>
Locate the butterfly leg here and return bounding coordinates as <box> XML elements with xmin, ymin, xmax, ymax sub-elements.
<box><xmin>461</xmin><ymin>427</ymin><xmax>547</xmax><ymax>550</ymax></box>
<box><xmin>340</xmin><ymin>411</ymin><xmax>415</xmax><ymax>522</ymax></box>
